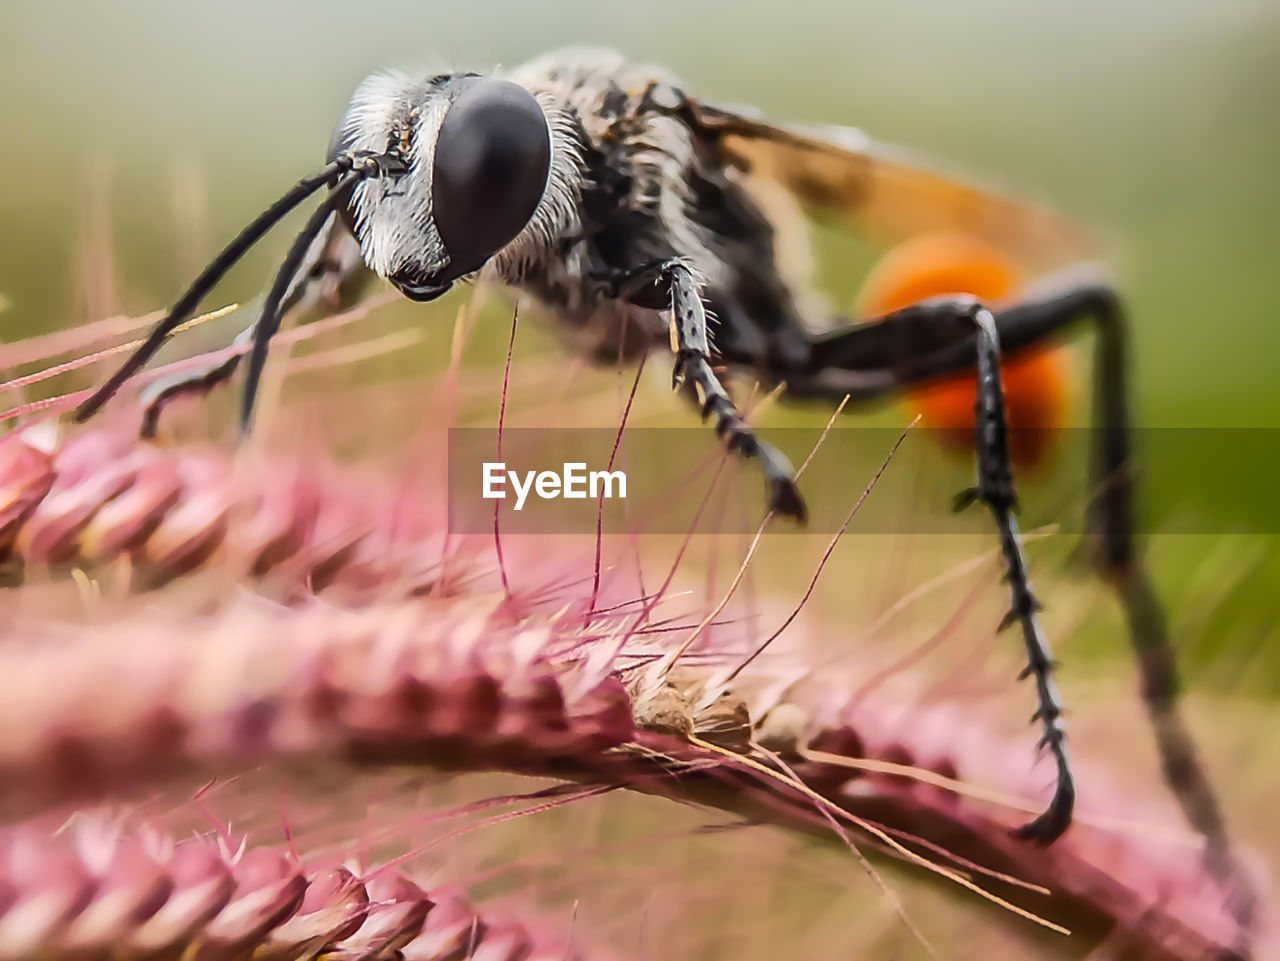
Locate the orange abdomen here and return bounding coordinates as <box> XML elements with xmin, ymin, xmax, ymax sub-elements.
<box><xmin>855</xmin><ymin>232</ymin><xmax>1073</xmax><ymax>469</ymax></box>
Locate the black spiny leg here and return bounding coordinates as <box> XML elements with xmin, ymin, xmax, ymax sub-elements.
<box><xmin>138</xmin><ymin>325</ymin><xmax>253</xmax><ymax>439</ymax></box>
<box><xmin>136</xmin><ymin>212</ymin><xmax>371</xmax><ymax>439</ymax></box>
<box><xmin>73</xmin><ymin>152</ymin><xmax>394</xmax><ymax>438</ymax></box>
<box><xmin>1087</xmin><ymin>294</ymin><xmax>1257</xmax><ymax>938</ymax></box>
<box><xmin>786</xmin><ymin>276</ymin><xmax>1254</xmax><ymax>933</ymax></box>
<box><xmin>783</xmin><ymin>292</ymin><xmax>1075</xmax><ymax>838</ymax></box>
<box><xmin>72</xmin><ymin>152</ymin><xmax>381</xmax><ymax>427</ymax></box>
<box><xmin>606</xmin><ymin>259</ymin><xmax>806</xmax><ymax>522</ymax></box>
<box><xmin>946</xmin><ymin>300</ymin><xmax>1074</xmax><ymax>843</ymax></box>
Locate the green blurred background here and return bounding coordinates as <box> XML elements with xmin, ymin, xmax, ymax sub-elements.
<box><xmin>1</xmin><ymin>0</ymin><xmax>1278</xmax><ymax>690</ymax></box>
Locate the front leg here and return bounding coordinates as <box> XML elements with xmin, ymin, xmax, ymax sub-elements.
<box><xmin>136</xmin><ymin>212</ymin><xmax>371</xmax><ymax>438</ymax></box>
<box><xmin>602</xmin><ymin>259</ymin><xmax>805</xmax><ymax>522</ymax></box>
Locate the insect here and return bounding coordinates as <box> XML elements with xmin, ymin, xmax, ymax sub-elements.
<box><xmin>74</xmin><ymin>47</ymin><xmax>1237</xmax><ymax>865</ymax></box>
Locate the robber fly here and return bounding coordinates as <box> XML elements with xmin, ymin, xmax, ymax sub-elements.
<box><xmin>74</xmin><ymin>47</ymin><xmax>1238</xmax><ymax>865</ymax></box>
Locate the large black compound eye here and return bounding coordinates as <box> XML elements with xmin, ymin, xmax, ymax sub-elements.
<box><xmin>432</xmin><ymin>79</ymin><xmax>551</xmax><ymax>276</ymax></box>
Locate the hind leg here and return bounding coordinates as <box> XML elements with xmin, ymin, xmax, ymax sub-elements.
<box><xmin>786</xmin><ymin>271</ymin><xmax>1254</xmax><ymax>923</ymax></box>
<box><xmin>789</xmin><ymin>292</ymin><xmax>1074</xmax><ymax>839</ymax></box>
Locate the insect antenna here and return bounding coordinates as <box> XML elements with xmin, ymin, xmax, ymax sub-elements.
<box><xmin>73</xmin><ymin>156</ymin><xmax>360</xmax><ymax>423</ymax></box>
<box><xmin>238</xmin><ymin>167</ymin><xmax>365</xmax><ymax>435</ymax></box>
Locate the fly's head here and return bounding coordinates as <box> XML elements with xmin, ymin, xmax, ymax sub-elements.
<box><xmin>333</xmin><ymin>71</ymin><xmax>553</xmax><ymax>302</ymax></box>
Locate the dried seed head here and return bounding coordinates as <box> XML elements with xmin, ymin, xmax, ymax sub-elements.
<box><xmin>668</xmin><ymin>671</ymin><xmax>754</xmax><ymax>754</ymax></box>
<box><xmin>691</xmin><ymin>691</ymin><xmax>753</xmax><ymax>754</ymax></box>
<box><xmin>628</xmin><ymin>672</ymin><xmax>694</xmax><ymax>740</ymax></box>
<box><xmin>753</xmin><ymin>702</ymin><xmax>810</xmax><ymax>757</ymax></box>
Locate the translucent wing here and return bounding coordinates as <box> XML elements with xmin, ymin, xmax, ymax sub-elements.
<box><xmin>689</xmin><ymin>100</ymin><xmax>1097</xmax><ymax>270</ymax></box>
